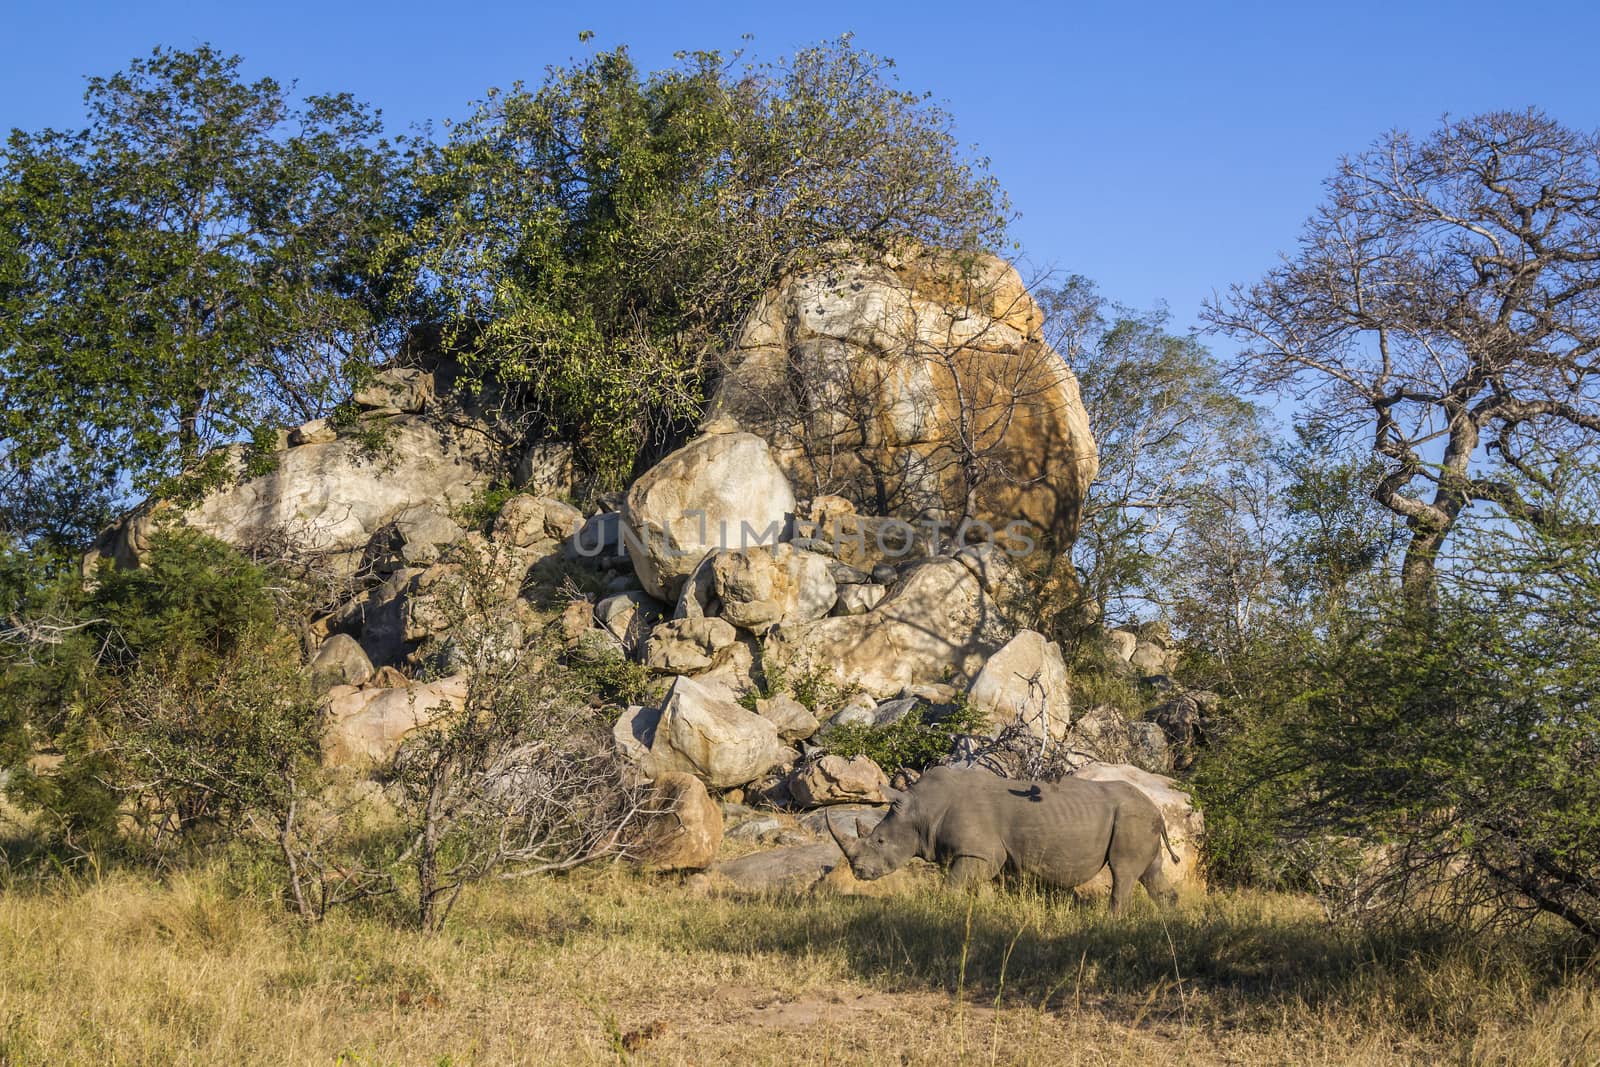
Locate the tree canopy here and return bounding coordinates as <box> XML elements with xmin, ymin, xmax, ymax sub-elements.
<box><xmin>404</xmin><ymin>38</ymin><xmax>1012</xmax><ymax>489</ymax></box>
<box><xmin>0</xmin><ymin>45</ymin><xmax>412</xmax><ymax>540</ymax></box>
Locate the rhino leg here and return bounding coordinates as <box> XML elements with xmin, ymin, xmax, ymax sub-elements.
<box><xmin>1139</xmin><ymin>855</ymin><xmax>1177</xmax><ymax>908</ymax></box>
<box><xmin>1108</xmin><ymin>862</ymin><xmax>1139</xmax><ymax>915</ymax></box>
<box><xmin>945</xmin><ymin>855</ymin><xmax>1002</xmax><ymax>891</ymax></box>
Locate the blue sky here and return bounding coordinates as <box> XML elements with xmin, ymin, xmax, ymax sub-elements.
<box><xmin>6</xmin><ymin>0</ymin><xmax>1600</xmax><ymax>334</ymax></box>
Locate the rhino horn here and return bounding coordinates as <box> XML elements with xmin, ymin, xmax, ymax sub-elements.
<box><xmin>826</xmin><ymin>812</ymin><xmax>860</xmax><ymax>861</ymax></box>
<box><xmin>855</xmin><ymin>815</ymin><xmax>874</xmax><ymax>840</ymax></box>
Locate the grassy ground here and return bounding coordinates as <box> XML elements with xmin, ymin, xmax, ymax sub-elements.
<box><xmin>1</xmin><ymin>859</ymin><xmax>1596</xmax><ymax>1066</ymax></box>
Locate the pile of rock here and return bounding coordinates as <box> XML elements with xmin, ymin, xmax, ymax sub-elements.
<box><xmin>79</xmin><ymin>248</ymin><xmax>1214</xmax><ymax>886</ymax></box>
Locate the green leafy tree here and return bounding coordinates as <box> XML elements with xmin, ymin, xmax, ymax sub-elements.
<box><xmin>0</xmin><ymin>45</ymin><xmax>412</xmax><ymax>535</ymax></box>
<box><xmin>1194</xmin><ymin>479</ymin><xmax>1600</xmax><ymax>942</ymax></box>
<box><xmin>2</xmin><ymin>530</ymin><xmax>318</xmax><ymax>855</ymax></box>
<box><xmin>405</xmin><ymin>37</ymin><xmax>1011</xmax><ymax>491</ymax></box>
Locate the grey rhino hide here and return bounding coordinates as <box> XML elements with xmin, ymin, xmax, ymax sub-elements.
<box><xmin>828</xmin><ymin>765</ymin><xmax>1178</xmax><ymax>913</ymax></box>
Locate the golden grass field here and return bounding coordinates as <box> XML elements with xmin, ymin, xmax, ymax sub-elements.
<box><xmin>1</xmin><ymin>857</ymin><xmax>1597</xmax><ymax>1066</ymax></box>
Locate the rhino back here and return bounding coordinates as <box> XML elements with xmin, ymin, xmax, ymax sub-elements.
<box><xmin>921</xmin><ymin>770</ymin><xmax>1122</xmax><ymax>887</ymax></box>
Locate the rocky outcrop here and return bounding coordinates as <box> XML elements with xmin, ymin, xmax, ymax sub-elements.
<box><xmin>965</xmin><ymin>629</ymin><xmax>1072</xmax><ymax>741</ymax></box>
<box><xmin>621</xmin><ymin>425</ymin><xmax>796</xmax><ymax>601</ymax></box>
<box><xmin>764</xmin><ymin>547</ymin><xmax>1013</xmax><ymax>699</ymax></box>
<box><xmin>86</xmin><ymin>413</ymin><xmax>503</xmax><ymax>577</ymax></box>
<box><xmin>710</xmin><ymin>251</ymin><xmax>1097</xmax><ymax>546</ymax></box>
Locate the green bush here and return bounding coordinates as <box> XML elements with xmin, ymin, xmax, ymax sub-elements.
<box><xmin>820</xmin><ymin>699</ymin><xmax>989</xmax><ymax>775</ymax></box>
<box><xmin>3</xmin><ymin>529</ymin><xmax>320</xmax><ymax>853</ymax></box>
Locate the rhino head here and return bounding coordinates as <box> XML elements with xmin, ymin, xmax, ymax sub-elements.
<box><xmin>827</xmin><ymin>789</ymin><xmax>918</xmax><ymax>880</ymax></box>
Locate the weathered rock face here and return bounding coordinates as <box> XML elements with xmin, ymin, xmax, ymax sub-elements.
<box><xmin>632</xmin><ymin>771</ymin><xmax>722</xmax><ymax>871</ymax></box>
<box><xmin>618</xmin><ymin>676</ymin><xmax>793</xmax><ymax>789</ymax></box>
<box><xmin>622</xmin><ymin>426</ymin><xmax>796</xmax><ymax>601</ymax></box>
<box><xmin>710</xmin><ymin>252</ymin><xmax>1098</xmax><ymax>547</ymax></box>
<box><xmin>87</xmin><ymin>414</ymin><xmax>502</xmax><ymax>577</ymax></box>
<box><xmin>788</xmin><ymin>754</ymin><xmax>891</xmax><ymax>807</ymax></box>
<box><xmin>966</xmin><ymin>629</ymin><xmax>1073</xmax><ymax>741</ymax></box>
<box><xmin>712</xmin><ymin>544</ymin><xmax>837</xmax><ymax>633</ymax></box>
<box><xmin>321</xmin><ymin>674</ymin><xmax>468</xmax><ymax>767</ymax></box>
<box><xmin>1069</xmin><ymin>763</ymin><xmax>1204</xmax><ymax>887</ymax></box>
<box><xmin>765</xmin><ymin>547</ymin><xmax>1013</xmax><ymax>699</ymax></box>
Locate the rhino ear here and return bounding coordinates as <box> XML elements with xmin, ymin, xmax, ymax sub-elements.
<box><xmin>885</xmin><ymin>786</ymin><xmax>909</xmax><ymax>811</ymax></box>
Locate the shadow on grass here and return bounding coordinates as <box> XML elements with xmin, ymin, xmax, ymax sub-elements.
<box><xmin>673</xmin><ymin>886</ymin><xmax>1582</xmax><ymax>1020</ymax></box>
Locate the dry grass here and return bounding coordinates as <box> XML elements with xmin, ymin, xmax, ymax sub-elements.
<box><xmin>1</xmin><ymin>858</ymin><xmax>1597</xmax><ymax>1067</ymax></box>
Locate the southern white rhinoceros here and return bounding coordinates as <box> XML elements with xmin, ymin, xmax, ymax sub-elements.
<box><xmin>828</xmin><ymin>765</ymin><xmax>1179</xmax><ymax>912</ymax></box>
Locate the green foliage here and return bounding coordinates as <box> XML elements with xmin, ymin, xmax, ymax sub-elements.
<box><xmin>563</xmin><ymin>636</ymin><xmax>659</xmax><ymax>707</ymax></box>
<box><xmin>1192</xmin><ymin>505</ymin><xmax>1600</xmax><ymax>941</ymax></box>
<box><xmin>0</xmin><ymin>45</ymin><xmax>412</xmax><ymax>531</ymax></box>
<box><xmin>3</xmin><ymin>529</ymin><xmax>318</xmax><ymax>853</ymax></box>
<box><xmin>821</xmin><ymin>700</ymin><xmax>989</xmax><ymax>775</ymax></box>
<box><xmin>405</xmin><ymin>37</ymin><xmax>1010</xmax><ymax>491</ymax></box>
<box><xmin>450</xmin><ymin>483</ymin><xmax>521</xmax><ymax>533</ymax></box>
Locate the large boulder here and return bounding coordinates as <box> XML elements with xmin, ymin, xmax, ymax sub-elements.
<box><xmin>621</xmin><ymin>426</ymin><xmax>796</xmax><ymax>601</ymax></box>
<box><xmin>966</xmin><ymin>629</ymin><xmax>1073</xmax><ymax>741</ymax></box>
<box><xmin>631</xmin><ymin>771</ymin><xmax>723</xmax><ymax>871</ymax></box>
<box><xmin>320</xmin><ymin>674</ymin><xmax>468</xmax><ymax>767</ymax></box>
<box><xmin>619</xmin><ymin>676</ymin><xmax>793</xmax><ymax>789</ymax></box>
<box><xmin>709</xmin><ymin>251</ymin><xmax>1098</xmax><ymax>547</ymax></box>
<box><xmin>309</xmin><ymin>634</ymin><xmax>375</xmax><ymax>694</ymax></box>
<box><xmin>764</xmin><ymin>547</ymin><xmax>1013</xmax><ymax>699</ymax></box>
<box><xmin>643</xmin><ymin>618</ymin><xmax>738</xmax><ymax>673</ymax></box>
<box><xmin>1069</xmin><ymin>763</ymin><xmax>1204</xmax><ymax>887</ymax></box>
<box><xmin>86</xmin><ymin>414</ymin><xmax>501</xmax><ymax>577</ymax></box>
<box><xmin>712</xmin><ymin>544</ymin><xmax>838</xmax><ymax>633</ymax></box>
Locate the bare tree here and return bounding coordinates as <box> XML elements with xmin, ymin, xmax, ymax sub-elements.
<box><xmin>390</xmin><ymin>543</ymin><xmax>649</xmax><ymax>931</ymax></box>
<box><xmin>1206</xmin><ymin>110</ymin><xmax>1600</xmax><ymax>605</ymax></box>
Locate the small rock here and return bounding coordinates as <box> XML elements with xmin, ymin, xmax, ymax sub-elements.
<box><xmin>559</xmin><ymin>599</ymin><xmax>594</xmax><ymax>645</ymax></box>
<box><xmin>788</xmin><ymin>754</ymin><xmax>891</xmax><ymax>807</ymax></box>
<box><xmin>643</xmin><ymin>617</ymin><xmax>738</xmax><ymax>673</ymax></box>
<box><xmin>755</xmin><ymin>694</ymin><xmax>821</xmax><ymax>742</ymax></box>
<box><xmin>833</xmin><ymin>583</ymin><xmax>886</xmax><ymax>615</ymax></box>
<box><xmin>364</xmin><ymin>665</ymin><xmax>409</xmax><ymax>689</ymax></box>
<box><xmin>288</xmin><ymin>418</ymin><xmax>338</xmax><ymax>447</ymax></box>
<box><xmin>725</xmin><ymin>815</ymin><xmax>786</xmax><ymax>843</ymax></box>
<box><xmin>595</xmin><ymin>591</ymin><xmax>667</xmax><ymax>652</ymax></box>
<box><xmin>310</xmin><ymin>633</ymin><xmax>374</xmax><ymax>693</ymax></box>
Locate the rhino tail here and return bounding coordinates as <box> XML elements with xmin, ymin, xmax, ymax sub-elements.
<box><xmin>1159</xmin><ymin>816</ymin><xmax>1181</xmax><ymax>865</ymax></box>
